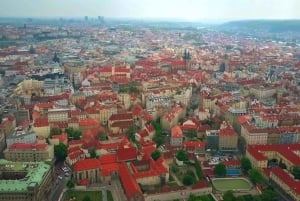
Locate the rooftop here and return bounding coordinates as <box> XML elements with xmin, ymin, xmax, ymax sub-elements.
<box><xmin>0</xmin><ymin>159</ymin><xmax>51</xmax><ymax>192</ymax></box>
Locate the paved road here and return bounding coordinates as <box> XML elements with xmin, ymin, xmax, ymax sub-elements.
<box><xmin>47</xmin><ymin>162</ymin><xmax>70</xmax><ymax>201</ymax></box>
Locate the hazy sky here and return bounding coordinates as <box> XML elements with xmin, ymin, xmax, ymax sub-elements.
<box><xmin>0</xmin><ymin>0</ymin><xmax>299</xmax><ymax>21</ymax></box>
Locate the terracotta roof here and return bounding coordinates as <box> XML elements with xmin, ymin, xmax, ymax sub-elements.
<box><xmin>79</xmin><ymin>118</ymin><xmax>99</xmax><ymax>126</ymax></box>
<box><xmin>100</xmin><ymin>163</ymin><xmax>119</xmax><ymax>176</ymax></box>
<box><xmin>52</xmin><ymin>133</ymin><xmax>68</xmax><ymax>142</ymax></box>
<box><xmin>219</xmin><ymin>128</ymin><xmax>237</xmax><ymax>136</ymax></box>
<box><xmin>171</xmin><ymin>126</ymin><xmax>183</xmax><ymax>138</ymax></box>
<box><xmin>111</xmin><ymin>120</ymin><xmax>133</xmax><ymax>129</ymax></box>
<box><xmin>73</xmin><ymin>158</ymin><xmax>101</xmax><ymax>172</ymax></box>
<box><xmin>247</xmin><ymin>144</ymin><xmax>300</xmax><ymax>165</ymax></box>
<box><xmin>119</xmin><ymin>162</ymin><xmax>142</xmax><ymax>200</ymax></box>
<box><xmin>99</xmin><ymin>153</ymin><xmax>117</xmax><ymax>164</ymax></box>
<box><xmin>183</xmin><ymin>141</ymin><xmax>205</xmax><ymax>148</ymax></box>
<box><xmin>271</xmin><ymin>167</ymin><xmax>300</xmax><ymax>195</ymax></box>
<box><xmin>117</xmin><ymin>147</ymin><xmax>137</xmax><ymax>161</ymax></box>
<box><xmin>109</xmin><ymin>113</ymin><xmax>133</xmax><ymax>121</ymax></box>
<box><xmin>9</xmin><ymin>143</ymin><xmax>48</xmax><ymax>150</ymax></box>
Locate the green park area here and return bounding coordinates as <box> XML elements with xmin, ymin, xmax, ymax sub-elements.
<box><xmin>212</xmin><ymin>178</ymin><xmax>252</xmax><ymax>192</ymax></box>
<box><xmin>64</xmin><ymin>190</ymin><xmax>114</xmax><ymax>201</ymax></box>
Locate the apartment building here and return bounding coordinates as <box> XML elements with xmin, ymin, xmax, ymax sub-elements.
<box><xmin>0</xmin><ymin>159</ymin><xmax>54</xmax><ymax>201</ymax></box>
<box><xmin>4</xmin><ymin>143</ymin><xmax>54</xmax><ymax>162</ymax></box>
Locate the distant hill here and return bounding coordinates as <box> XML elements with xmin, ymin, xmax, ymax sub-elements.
<box><xmin>219</xmin><ymin>20</ymin><xmax>300</xmax><ymax>33</ymax></box>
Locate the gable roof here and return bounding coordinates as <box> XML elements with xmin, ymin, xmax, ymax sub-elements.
<box><xmin>119</xmin><ymin>162</ymin><xmax>143</xmax><ymax>200</ymax></box>
<box><xmin>73</xmin><ymin>158</ymin><xmax>101</xmax><ymax>172</ymax></box>
<box><xmin>117</xmin><ymin>147</ymin><xmax>137</xmax><ymax>161</ymax></box>
<box><xmin>171</xmin><ymin>126</ymin><xmax>183</xmax><ymax>138</ymax></box>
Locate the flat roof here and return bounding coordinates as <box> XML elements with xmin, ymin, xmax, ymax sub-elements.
<box><xmin>0</xmin><ymin>159</ymin><xmax>51</xmax><ymax>192</ymax></box>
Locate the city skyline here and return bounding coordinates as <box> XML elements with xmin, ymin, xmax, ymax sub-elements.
<box><xmin>0</xmin><ymin>0</ymin><xmax>300</xmax><ymax>21</ymax></box>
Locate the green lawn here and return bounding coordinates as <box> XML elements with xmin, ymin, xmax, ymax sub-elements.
<box><xmin>64</xmin><ymin>190</ymin><xmax>102</xmax><ymax>201</ymax></box>
<box><xmin>107</xmin><ymin>190</ymin><xmax>114</xmax><ymax>201</ymax></box>
<box><xmin>212</xmin><ymin>178</ymin><xmax>252</xmax><ymax>191</ymax></box>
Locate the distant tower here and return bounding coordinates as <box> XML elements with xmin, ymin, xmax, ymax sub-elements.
<box><xmin>98</xmin><ymin>16</ymin><xmax>104</xmax><ymax>24</ymax></box>
<box><xmin>183</xmin><ymin>49</ymin><xmax>191</xmax><ymax>70</ymax></box>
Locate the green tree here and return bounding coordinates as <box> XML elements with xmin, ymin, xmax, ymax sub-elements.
<box><xmin>292</xmin><ymin>166</ymin><xmax>300</xmax><ymax>180</ymax></box>
<box><xmin>151</xmin><ymin>120</ymin><xmax>165</xmax><ymax>146</ymax></box>
<box><xmin>214</xmin><ymin>163</ymin><xmax>226</xmax><ymax>177</ymax></box>
<box><xmin>66</xmin><ymin>180</ymin><xmax>75</xmax><ymax>189</ymax></box>
<box><xmin>73</xmin><ymin>130</ymin><xmax>82</xmax><ymax>140</ymax></box>
<box><xmin>238</xmin><ymin>136</ymin><xmax>247</xmax><ymax>155</ymax></box>
<box><xmin>151</xmin><ymin>149</ymin><xmax>161</xmax><ymax>161</ymax></box>
<box><xmin>54</xmin><ymin>143</ymin><xmax>67</xmax><ymax>161</ymax></box>
<box><xmin>82</xmin><ymin>195</ymin><xmax>91</xmax><ymax>201</ymax></box>
<box><xmin>89</xmin><ymin>149</ymin><xmax>97</xmax><ymax>158</ymax></box>
<box><xmin>188</xmin><ymin>194</ymin><xmax>197</xmax><ymax>201</ymax></box>
<box><xmin>223</xmin><ymin>190</ymin><xmax>236</xmax><ymax>201</ymax></box>
<box><xmin>241</xmin><ymin>157</ymin><xmax>252</xmax><ymax>174</ymax></box>
<box><xmin>195</xmin><ymin>160</ymin><xmax>204</xmax><ymax>179</ymax></box>
<box><xmin>153</xmin><ymin>132</ymin><xmax>164</xmax><ymax>146</ymax></box>
<box><xmin>170</xmin><ymin>164</ymin><xmax>179</xmax><ymax>173</ymax></box>
<box><xmin>260</xmin><ymin>188</ymin><xmax>278</xmax><ymax>201</ymax></box>
<box><xmin>183</xmin><ymin>174</ymin><xmax>194</xmax><ymax>186</ymax></box>
<box><xmin>126</xmin><ymin>125</ymin><xmax>138</xmax><ymax>142</ymax></box>
<box><xmin>176</xmin><ymin>149</ymin><xmax>188</xmax><ymax>161</ymax></box>
<box><xmin>66</xmin><ymin>127</ymin><xmax>82</xmax><ymax>140</ymax></box>
<box><xmin>50</xmin><ymin>127</ymin><xmax>62</xmax><ymax>136</ymax></box>
<box><xmin>249</xmin><ymin>169</ymin><xmax>264</xmax><ymax>184</ymax></box>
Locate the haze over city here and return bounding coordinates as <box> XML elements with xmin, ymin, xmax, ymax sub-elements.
<box><xmin>0</xmin><ymin>0</ymin><xmax>300</xmax><ymax>21</ymax></box>
<box><xmin>1</xmin><ymin>1</ymin><xmax>300</xmax><ymax>201</ymax></box>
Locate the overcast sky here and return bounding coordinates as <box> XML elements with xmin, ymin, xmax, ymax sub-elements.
<box><xmin>0</xmin><ymin>0</ymin><xmax>299</xmax><ymax>21</ymax></box>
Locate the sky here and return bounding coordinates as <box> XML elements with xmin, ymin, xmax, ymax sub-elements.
<box><xmin>0</xmin><ymin>0</ymin><xmax>299</xmax><ymax>21</ymax></box>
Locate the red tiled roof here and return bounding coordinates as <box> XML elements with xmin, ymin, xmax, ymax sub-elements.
<box><xmin>111</xmin><ymin>120</ymin><xmax>133</xmax><ymax>129</ymax></box>
<box><xmin>271</xmin><ymin>167</ymin><xmax>300</xmax><ymax>195</ymax></box>
<box><xmin>223</xmin><ymin>160</ymin><xmax>241</xmax><ymax>168</ymax></box>
<box><xmin>101</xmin><ymin>163</ymin><xmax>119</xmax><ymax>176</ymax></box>
<box><xmin>73</xmin><ymin>158</ymin><xmax>101</xmax><ymax>172</ymax></box>
<box><xmin>35</xmin><ymin>102</ymin><xmax>54</xmax><ymax>109</ymax></box>
<box><xmin>79</xmin><ymin>118</ymin><xmax>99</xmax><ymax>127</ymax></box>
<box><xmin>52</xmin><ymin>133</ymin><xmax>68</xmax><ymax>142</ymax></box>
<box><xmin>247</xmin><ymin>144</ymin><xmax>300</xmax><ymax>165</ymax></box>
<box><xmin>119</xmin><ymin>162</ymin><xmax>142</xmax><ymax>200</ymax></box>
<box><xmin>100</xmin><ymin>142</ymin><xmax>119</xmax><ymax>150</ymax></box>
<box><xmin>99</xmin><ymin>153</ymin><xmax>117</xmax><ymax>164</ymax></box>
<box><xmin>219</xmin><ymin>128</ymin><xmax>236</xmax><ymax>136</ymax></box>
<box><xmin>9</xmin><ymin>143</ymin><xmax>48</xmax><ymax>150</ymax></box>
<box><xmin>171</xmin><ymin>126</ymin><xmax>183</xmax><ymax>138</ymax></box>
<box><xmin>109</xmin><ymin>113</ymin><xmax>133</xmax><ymax>121</ymax></box>
<box><xmin>117</xmin><ymin>147</ymin><xmax>137</xmax><ymax>161</ymax></box>
<box><xmin>183</xmin><ymin>141</ymin><xmax>205</xmax><ymax>148</ymax></box>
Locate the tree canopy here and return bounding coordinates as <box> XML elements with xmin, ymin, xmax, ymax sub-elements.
<box><xmin>65</xmin><ymin>127</ymin><xmax>82</xmax><ymax>140</ymax></box>
<box><xmin>214</xmin><ymin>163</ymin><xmax>226</xmax><ymax>177</ymax></box>
<box><xmin>223</xmin><ymin>190</ymin><xmax>235</xmax><ymax>201</ymax></box>
<box><xmin>241</xmin><ymin>157</ymin><xmax>252</xmax><ymax>174</ymax></box>
<box><xmin>54</xmin><ymin>143</ymin><xmax>68</xmax><ymax>161</ymax></box>
<box><xmin>183</xmin><ymin>173</ymin><xmax>194</xmax><ymax>186</ymax></box>
<box><xmin>50</xmin><ymin>127</ymin><xmax>62</xmax><ymax>136</ymax></box>
<box><xmin>66</xmin><ymin>180</ymin><xmax>75</xmax><ymax>189</ymax></box>
<box><xmin>151</xmin><ymin>149</ymin><xmax>161</xmax><ymax>161</ymax></box>
<box><xmin>249</xmin><ymin>169</ymin><xmax>264</xmax><ymax>184</ymax></box>
<box><xmin>151</xmin><ymin>121</ymin><xmax>165</xmax><ymax>146</ymax></box>
<box><xmin>176</xmin><ymin>149</ymin><xmax>188</xmax><ymax>161</ymax></box>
